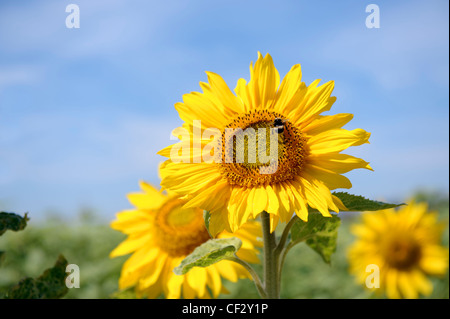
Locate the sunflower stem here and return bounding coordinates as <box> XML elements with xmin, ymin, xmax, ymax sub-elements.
<box><xmin>274</xmin><ymin>215</ymin><xmax>298</xmax><ymax>256</ymax></box>
<box><xmin>261</xmin><ymin>211</ymin><xmax>280</xmax><ymax>299</ymax></box>
<box><xmin>226</xmin><ymin>255</ymin><xmax>267</xmax><ymax>299</ymax></box>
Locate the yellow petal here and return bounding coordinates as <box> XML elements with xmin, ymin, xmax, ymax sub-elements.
<box><xmin>206</xmin><ymin>71</ymin><xmax>245</xmax><ymax>114</ymax></box>
<box><xmin>303</xmin><ymin>113</ymin><xmax>354</xmax><ymax>136</ymax></box>
<box><xmin>110</xmin><ymin>209</ymin><xmax>152</xmax><ymax>234</ymax></box>
<box><xmin>183</xmin><ymin>179</ymin><xmax>231</xmax><ymax>213</ymax></box>
<box><xmin>216</xmin><ymin>260</ymin><xmax>239</xmax><ymax>282</ymax></box>
<box><xmin>236</xmin><ymin>249</ymin><xmax>261</xmax><ymax>264</ymax></box>
<box><xmin>398</xmin><ymin>271</ymin><xmax>418</xmax><ymax>299</ymax></box>
<box><xmin>269</xmin><ymin>213</ymin><xmax>279</xmax><ymax>233</ymax></box>
<box><xmin>160</xmin><ymin>161</ymin><xmax>222</xmax><ymax>195</ymax></box>
<box><xmin>332</xmin><ymin>194</ymin><xmax>347</xmax><ymax>210</ymax></box>
<box><xmin>252</xmin><ymin>52</ymin><xmax>280</xmax><ymax>109</ymax></box>
<box><xmin>252</xmin><ymin>186</ymin><xmax>268</xmax><ymax>218</ymax></box>
<box><xmin>385</xmin><ymin>269</ymin><xmax>401</xmax><ymax>299</ymax></box>
<box><xmin>291</xmin><ymin>80</ymin><xmax>336</xmax><ymax>127</ymax></box>
<box><xmin>186</xmin><ymin>267</ymin><xmax>207</xmax><ymax>297</ymax></box>
<box><xmin>273</xmin><ymin>183</ymin><xmax>292</xmax><ymax>222</ymax></box>
<box><xmin>303</xmin><ymin>164</ymin><xmax>352</xmax><ymax>190</ymax></box>
<box><xmin>165</xmin><ymin>258</ymin><xmax>185</xmax><ymax>299</ymax></box>
<box><xmin>308</xmin><ymin>152</ymin><xmax>373</xmax><ymax>174</ymax></box>
<box><xmin>298</xmin><ymin>177</ymin><xmax>331</xmax><ymax>217</ymax></box>
<box><xmin>127</xmin><ymin>193</ymin><xmax>163</xmax><ymax>210</ymax></box>
<box><xmin>308</xmin><ymin>128</ymin><xmax>371</xmax><ymax>155</ymax></box>
<box><xmin>120</xmin><ymin>245</ymin><xmax>160</xmax><ymax>278</ymax></box>
<box><xmin>245</xmin><ymin>52</ymin><xmax>281</xmax><ymax>110</ymax></box>
<box><xmin>207</xmin><ymin>266</ymin><xmax>223</xmax><ymax>298</ymax></box>
<box><xmin>139</xmin><ymin>279</ymin><xmax>163</xmax><ymax>299</ymax></box>
<box><xmin>176</xmin><ymin>92</ymin><xmax>228</xmax><ymax>129</ymax></box>
<box><xmin>228</xmin><ymin>187</ymin><xmax>252</xmax><ymax>232</ymax></box>
<box><xmin>209</xmin><ymin>208</ymin><xmax>230</xmax><ymax>237</ymax></box>
<box><xmin>410</xmin><ymin>269</ymin><xmax>433</xmax><ymax>297</ymax></box>
<box><xmin>272</xmin><ymin>64</ymin><xmax>305</xmax><ymax>115</ymax></box>
<box><xmin>419</xmin><ymin>245</ymin><xmax>449</xmax><ymax>275</ymax></box>
<box><xmin>139</xmin><ymin>180</ymin><xmax>166</xmax><ymax>200</ymax></box>
<box><xmin>234</xmin><ymin>78</ymin><xmax>251</xmax><ymax>113</ymax></box>
<box><xmin>138</xmin><ymin>253</ymin><xmax>168</xmax><ymax>289</ymax></box>
<box><xmin>118</xmin><ymin>247</ymin><xmax>160</xmax><ymax>290</ymax></box>
<box><xmin>283</xmin><ymin>180</ymin><xmax>308</xmax><ymax>221</ymax></box>
<box><xmin>265</xmin><ymin>184</ymin><xmax>280</xmax><ymax>215</ymax></box>
<box><xmin>165</xmin><ymin>272</ymin><xmax>184</xmax><ymax>299</ymax></box>
<box><xmin>110</xmin><ymin>233</ymin><xmax>152</xmax><ymax>257</ymax></box>
<box><xmin>182</xmin><ymin>278</ymin><xmax>197</xmax><ymax>299</ymax></box>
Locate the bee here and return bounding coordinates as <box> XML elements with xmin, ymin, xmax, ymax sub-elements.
<box><xmin>273</xmin><ymin>117</ymin><xmax>288</xmax><ymax>134</ymax></box>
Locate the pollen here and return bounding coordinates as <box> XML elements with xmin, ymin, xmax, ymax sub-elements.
<box><xmin>153</xmin><ymin>198</ymin><xmax>211</xmax><ymax>257</ymax></box>
<box><xmin>218</xmin><ymin>109</ymin><xmax>308</xmax><ymax>188</ymax></box>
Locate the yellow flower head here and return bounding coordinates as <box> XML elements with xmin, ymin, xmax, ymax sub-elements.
<box><xmin>348</xmin><ymin>200</ymin><xmax>449</xmax><ymax>299</ymax></box>
<box><xmin>110</xmin><ymin>181</ymin><xmax>262</xmax><ymax>299</ymax></box>
<box><xmin>158</xmin><ymin>52</ymin><xmax>371</xmax><ymax>235</ymax></box>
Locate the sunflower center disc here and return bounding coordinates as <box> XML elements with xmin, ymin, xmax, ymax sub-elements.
<box><xmin>218</xmin><ymin>110</ymin><xmax>307</xmax><ymax>188</ymax></box>
<box><xmin>153</xmin><ymin>198</ymin><xmax>211</xmax><ymax>257</ymax></box>
<box><xmin>383</xmin><ymin>238</ymin><xmax>422</xmax><ymax>270</ymax></box>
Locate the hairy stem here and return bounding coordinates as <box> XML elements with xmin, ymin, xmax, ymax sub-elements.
<box><xmin>261</xmin><ymin>211</ymin><xmax>279</xmax><ymax>299</ymax></box>
<box><xmin>226</xmin><ymin>255</ymin><xmax>267</xmax><ymax>299</ymax></box>
<box><xmin>272</xmin><ymin>214</ymin><xmax>299</xmax><ymax>293</ymax></box>
<box><xmin>274</xmin><ymin>215</ymin><xmax>299</xmax><ymax>256</ymax></box>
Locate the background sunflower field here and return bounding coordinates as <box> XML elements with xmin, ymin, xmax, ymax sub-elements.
<box><xmin>0</xmin><ymin>192</ymin><xmax>447</xmax><ymax>299</ymax></box>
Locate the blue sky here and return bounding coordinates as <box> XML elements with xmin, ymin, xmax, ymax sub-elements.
<box><xmin>0</xmin><ymin>0</ymin><xmax>448</xmax><ymax>221</ymax></box>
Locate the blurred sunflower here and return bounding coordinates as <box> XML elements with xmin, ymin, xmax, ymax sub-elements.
<box><xmin>158</xmin><ymin>52</ymin><xmax>371</xmax><ymax>235</ymax></box>
<box><xmin>348</xmin><ymin>200</ymin><xmax>449</xmax><ymax>299</ymax></box>
<box><xmin>110</xmin><ymin>181</ymin><xmax>262</xmax><ymax>299</ymax></box>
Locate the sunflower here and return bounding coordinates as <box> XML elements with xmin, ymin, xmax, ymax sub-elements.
<box><xmin>158</xmin><ymin>52</ymin><xmax>371</xmax><ymax>235</ymax></box>
<box><xmin>110</xmin><ymin>181</ymin><xmax>262</xmax><ymax>299</ymax></box>
<box><xmin>347</xmin><ymin>200</ymin><xmax>449</xmax><ymax>299</ymax></box>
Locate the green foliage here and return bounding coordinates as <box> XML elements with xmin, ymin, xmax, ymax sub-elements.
<box><xmin>6</xmin><ymin>255</ymin><xmax>68</xmax><ymax>299</ymax></box>
<box><xmin>0</xmin><ymin>219</ymin><xmax>126</xmax><ymax>299</ymax></box>
<box><xmin>0</xmin><ymin>212</ymin><xmax>29</xmax><ymax>236</ymax></box>
<box><xmin>1</xmin><ymin>212</ymin><xmax>70</xmax><ymax>299</ymax></box>
<box><xmin>333</xmin><ymin>192</ymin><xmax>404</xmax><ymax>211</ymax></box>
<box><xmin>0</xmin><ymin>192</ymin><xmax>447</xmax><ymax>299</ymax></box>
<box><xmin>290</xmin><ymin>213</ymin><xmax>341</xmax><ymax>264</ymax></box>
<box><xmin>174</xmin><ymin>237</ymin><xmax>242</xmax><ymax>275</ymax></box>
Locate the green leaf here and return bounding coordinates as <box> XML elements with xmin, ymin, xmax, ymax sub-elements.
<box><xmin>174</xmin><ymin>237</ymin><xmax>242</xmax><ymax>275</ymax></box>
<box><xmin>0</xmin><ymin>251</ymin><xmax>5</xmax><ymax>265</ymax></box>
<box><xmin>290</xmin><ymin>213</ymin><xmax>341</xmax><ymax>264</ymax></box>
<box><xmin>6</xmin><ymin>254</ymin><xmax>69</xmax><ymax>299</ymax></box>
<box><xmin>333</xmin><ymin>192</ymin><xmax>404</xmax><ymax>211</ymax></box>
<box><xmin>0</xmin><ymin>212</ymin><xmax>29</xmax><ymax>236</ymax></box>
